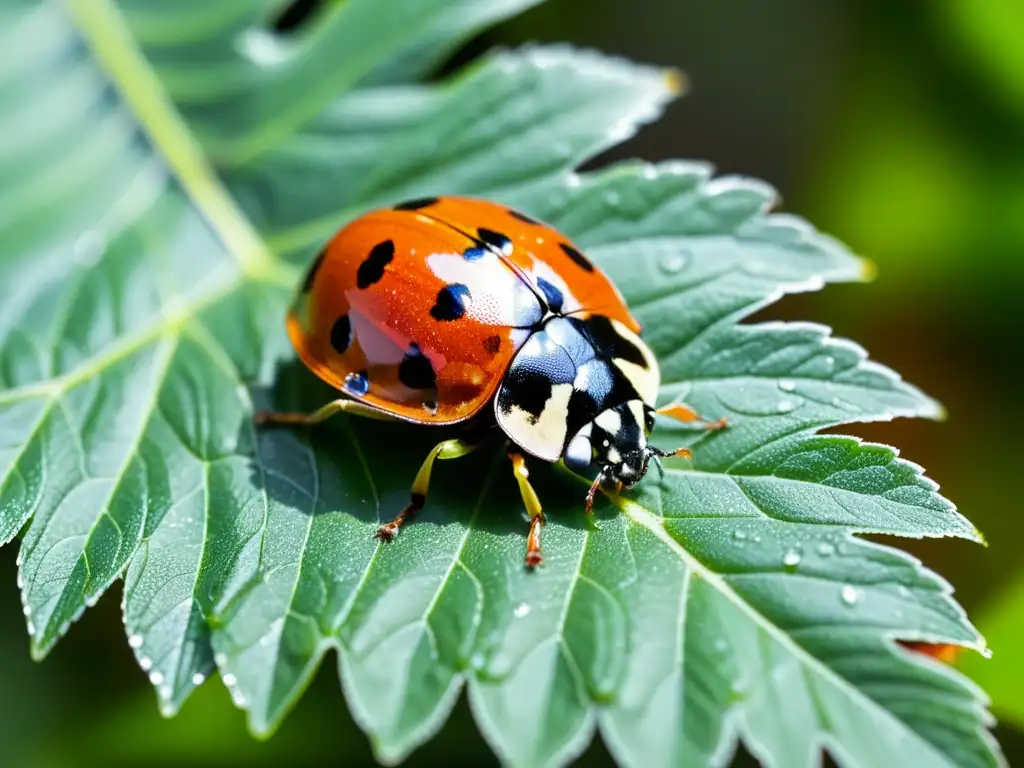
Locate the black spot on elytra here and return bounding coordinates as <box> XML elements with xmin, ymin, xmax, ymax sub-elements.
<box><xmin>483</xmin><ymin>335</ymin><xmax>502</xmax><ymax>356</ymax></box>
<box><xmin>357</xmin><ymin>240</ymin><xmax>394</xmax><ymax>289</ymax></box>
<box><xmin>463</xmin><ymin>246</ymin><xmax>488</xmax><ymax>261</ymax></box>
<box><xmin>399</xmin><ymin>343</ymin><xmax>436</xmax><ymax>390</ymax></box>
<box><xmin>302</xmin><ymin>247</ymin><xmax>328</xmax><ymax>293</ymax></box>
<box><xmin>576</xmin><ymin>316</ymin><xmax>648</xmax><ymax>369</ymax></box>
<box><xmin>430</xmin><ymin>283</ymin><xmax>471</xmax><ymax>321</ymax></box>
<box><xmin>394</xmin><ymin>196</ymin><xmax>440</xmax><ymax>211</ymax></box>
<box><xmin>330</xmin><ymin>314</ymin><xmax>352</xmax><ymax>354</ymax></box>
<box><xmin>497</xmin><ymin>365</ymin><xmax>553</xmax><ymax>424</ymax></box>
<box><xmin>477</xmin><ymin>228</ymin><xmax>512</xmax><ymax>254</ymax></box>
<box><xmin>536</xmin><ymin>277</ymin><xmax>564</xmax><ymax>313</ymax></box>
<box><xmin>508</xmin><ymin>208</ymin><xmax>540</xmax><ymax>225</ymax></box>
<box><xmin>559</xmin><ymin>242</ymin><xmax>594</xmax><ymax>273</ymax></box>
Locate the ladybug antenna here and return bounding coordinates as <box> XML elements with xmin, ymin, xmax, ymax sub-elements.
<box><xmin>647</xmin><ymin>445</ymin><xmax>693</xmax><ymax>463</ymax></box>
<box><xmin>651</xmin><ymin>453</ymin><xmax>666</xmax><ymax>479</ymax></box>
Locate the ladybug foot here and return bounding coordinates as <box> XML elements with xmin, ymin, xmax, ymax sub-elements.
<box><xmin>374</xmin><ymin>522</ymin><xmax>400</xmax><ymax>542</ymax></box>
<box><xmin>524</xmin><ymin>512</ymin><xmax>545</xmax><ymax>569</ymax></box>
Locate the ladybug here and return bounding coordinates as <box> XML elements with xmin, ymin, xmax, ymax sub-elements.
<box><xmin>257</xmin><ymin>196</ymin><xmax>725</xmax><ymax>566</ymax></box>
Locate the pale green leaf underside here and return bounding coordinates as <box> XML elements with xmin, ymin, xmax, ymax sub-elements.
<box><xmin>0</xmin><ymin>3</ymin><xmax>1001</xmax><ymax>768</ymax></box>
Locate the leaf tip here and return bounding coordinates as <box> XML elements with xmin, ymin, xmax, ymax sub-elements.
<box><xmin>859</xmin><ymin>257</ymin><xmax>878</xmax><ymax>282</ymax></box>
<box><xmin>158</xmin><ymin>697</ymin><xmax>182</xmax><ymax>719</ymax></box>
<box><xmin>663</xmin><ymin>67</ymin><xmax>687</xmax><ymax>96</ymax></box>
<box><xmin>28</xmin><ymin>641</ymin><xmax>49</xmax><ymax>663</ymax></box>
<box><xmin>27</xmin><ymin>623</ymin><xmax>59</xmax><ymax>662</ymax></box>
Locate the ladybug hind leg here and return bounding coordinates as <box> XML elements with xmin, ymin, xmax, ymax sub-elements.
<box><xmin>508</xmin><ymin>450</ymin><xmax>545</xmax><ymax>568</ymax></box>
<box><xmin>376</xmin><ymin>438</ymin><xmax>479</xmax><ymax>542</ymax></box>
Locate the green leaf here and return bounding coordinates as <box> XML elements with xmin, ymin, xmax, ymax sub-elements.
<box><xmin>0</xmin><ymin>2</ymin><xmax>1003</xmax><ymax>767</ymax></box>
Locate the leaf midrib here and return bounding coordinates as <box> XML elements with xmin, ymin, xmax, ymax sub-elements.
<box><xmin>65</xmin><ymin>0</ymin><xmax>287</xmax><ymax>284</ymax></box>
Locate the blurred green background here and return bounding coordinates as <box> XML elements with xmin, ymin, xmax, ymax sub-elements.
<box><xmin>3</xmin><ymin>0</ymin><xmax>1021</xmax><ymax>765</ymax></box>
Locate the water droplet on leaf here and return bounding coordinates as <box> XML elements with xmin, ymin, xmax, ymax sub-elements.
<box><xmin>782</xmin><ymin>550</ymin><xmax>801</xmax><ymax>568</ymax></box>
<box><xmin>514</xmin><ymin>602</ymin><xmax>531</xmax><ymax>618</ymax></box>
<box><xmin>778</xmin><ymin>379</ymin><xmax>796</xmax><ymax>392</ymax></box>
<box><xmin>660</xmin><ymin>252</ymin><xmax>687</xmax><ymax>274</ymax></box>
<box><xmin>128</xmin><ymin>634</ymin><xmax>143</xmax><ymax>649</ymax></box>
<box><xmin>841</xmin><ymin>585</ymin><xmax>860</xmax><ymax>606</ymax></box>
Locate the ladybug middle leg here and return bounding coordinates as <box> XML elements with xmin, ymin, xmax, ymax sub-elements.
<box><xmin>375</xmin><ymin>438</ymin><xmax>479</xmax><ymax>543</ymax></box>
<box><xmin>507</xmin><ymin>450</ymin><xmax>546</xmax><ymax>568</ymax></box>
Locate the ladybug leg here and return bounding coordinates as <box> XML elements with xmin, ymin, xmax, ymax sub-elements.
<box><xmin>255</xmin><ymin>399</ymin><xmax>398</xmax><ymax>427</ymax></box>
<box><xmin>656</xmin><ymin>402</ymin><xmax>727</xmax><ymax>431</ymax></box>
<box><xmin>375</xmin><ymin>438</ymin><xmax>479</xmax><ymax>543</ymax></box>
<box><xmin>508</xmin><ymin>451</ymin><xmax>545</xmax><ymax>568</ymax></box>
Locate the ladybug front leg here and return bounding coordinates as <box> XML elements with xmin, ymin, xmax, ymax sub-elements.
<box><xmin>508</xmin><ymin>450</ymin><xmax>546</xmax><ymax>568</ymax></box>
<box><xmin>375</xmin><ymin>438</ymin><xmax>479</xmax><ymax>542</ymax></box>
<box><xmin>656</xmin><ymin>402</ymin><xmax>727</xmax><ymax>431</ymax></box>
<box><xmin>254</xmin><ymin>398</ymin><xmax>398</xmax><ymax>426</ymax></box>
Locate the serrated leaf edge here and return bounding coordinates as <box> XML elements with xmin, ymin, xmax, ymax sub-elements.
<box><xmin>615</xmin><ymin>497</ymin><xmax>997</xmax><ymax>768</ymax></box>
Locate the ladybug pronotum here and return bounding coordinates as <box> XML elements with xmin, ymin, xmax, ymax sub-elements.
<box><xmin>257</xmin><ymin>196</ymin><xmax>725</xmax><ymax>566</ymax></box>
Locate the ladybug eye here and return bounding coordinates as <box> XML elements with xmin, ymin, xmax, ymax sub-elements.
<box><xmin>643</xmin><ymin>407</ymin><xmax>656</xmax><ymax>433</ymax></box>
<box><xmin>564</xmin><ymin>432</ymin><xmax>593</xmax><ymax>472</ymax></box>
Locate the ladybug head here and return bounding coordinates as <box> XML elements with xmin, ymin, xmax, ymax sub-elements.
<box><xmin>564</xmin><ymin>400</ymin><xmax>666</xmax><ymax>494</ymax></box>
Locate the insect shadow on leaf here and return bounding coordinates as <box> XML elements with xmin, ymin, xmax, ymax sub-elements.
<box><xmin>249</xmin><ymin>360</ymin><xmax>604</xmax><ymax>540</ymax></box>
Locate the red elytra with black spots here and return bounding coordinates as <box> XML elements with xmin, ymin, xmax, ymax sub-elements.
<box><xmin>287</xmin><ymin>195</ymin><xmax>641</xmax><ymax>427</ymax></box>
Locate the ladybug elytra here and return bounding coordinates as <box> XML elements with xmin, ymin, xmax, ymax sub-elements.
<box><xmin>258</xmin><ymin>196</ymin><xmax>725</xmax><ymax>566</ymax></box>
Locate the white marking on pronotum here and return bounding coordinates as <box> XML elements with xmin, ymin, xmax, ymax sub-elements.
<box><xmin>595</xmin><ymin>409</ymin><xmax>623</xmax><ymax>434</ymax></box>
<box><xmin>608</xmin><ymin>318</ymin><xmax>661</xmax><ymax>404</ymax></box>
<box><xmin>497</xmin><ymin>382</ymin><xmax>574</xmax><ymax>462</ymax></box>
